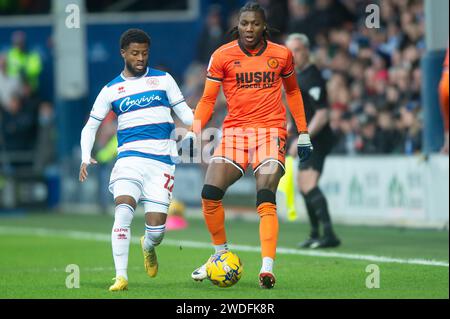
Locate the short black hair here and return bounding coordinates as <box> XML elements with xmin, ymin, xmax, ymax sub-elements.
<box><xmin>120</xmin><ymin>28</ymin><xmax>151</xmax><ymax>50</ymax></box>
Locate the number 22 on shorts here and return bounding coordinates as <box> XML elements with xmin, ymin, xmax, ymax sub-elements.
<box><xmin>163</xmin><ymin>173</ymin><xmax>175</xmax><ymax>192</ymax></box>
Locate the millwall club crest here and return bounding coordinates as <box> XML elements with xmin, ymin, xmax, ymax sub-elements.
<box><xmin>147</xmin><ymin>77</ymin><xmax>160</xmax><ymax>88</ymax></box>
<box><xmin>267</xmin><ymin>57</ymin><xmax>279</xmax><ymax>69</ymax></box>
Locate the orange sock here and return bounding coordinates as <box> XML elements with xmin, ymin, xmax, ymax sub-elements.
<box><xmin>257</xmin><ymin>202</ymin><xmax>279</xmax><ymax>259</ymax></box>
<box><xmin>202</xmin><ymin>199</ymin><xmax>227</xmax><ymax>245</ymax></box>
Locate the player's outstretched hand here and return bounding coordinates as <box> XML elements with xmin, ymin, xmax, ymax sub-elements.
<box><xmin>79</xmin><ymin>158</ymin><xmax>98</xmax><ymax>182</ymax></box>
<box><xmin>297</xmin><ymin>133</ymin><xmax>313</xmax><ymax>163</ymax></box>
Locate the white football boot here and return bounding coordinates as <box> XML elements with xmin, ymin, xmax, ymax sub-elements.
<box><xmin>191</xmin><ymin>250</ymin><xmax>227</xmax><ymax>281</ymax></box>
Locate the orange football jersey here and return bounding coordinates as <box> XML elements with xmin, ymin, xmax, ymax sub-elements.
<box><xmin>206</xmin><ymin>40</ymin><xmax>295</xmax><ymax>130</ymax></box>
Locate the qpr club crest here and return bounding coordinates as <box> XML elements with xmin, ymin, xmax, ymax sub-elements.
<box><xmin>146</xmin><ymin>77</ymin><xmax>160</xmax><ymax>88</ymax></box>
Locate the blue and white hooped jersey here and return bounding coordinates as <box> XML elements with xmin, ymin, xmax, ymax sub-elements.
<box><xmin>89</xmin><ymin>68</ymin><xmax>184</xmax><ymax>166</ymax></box>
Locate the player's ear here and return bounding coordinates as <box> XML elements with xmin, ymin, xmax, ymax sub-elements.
<box><xmin>120</xmin><ymin>49</ymin><xmax>126</xmax><ymax>58</ymax></box>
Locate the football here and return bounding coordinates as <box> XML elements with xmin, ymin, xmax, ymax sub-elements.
<box><xmin>206</xmin><ymin>251</ymin><xmax>243</xmax><ymax>288</ymax></box>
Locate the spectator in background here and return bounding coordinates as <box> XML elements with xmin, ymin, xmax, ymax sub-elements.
<box><xmin>376</xmin><ymin>106</ymin><xmax>402</xmax><ymax>153</ymax></box>
<box><xmin>256</xmin><ymin>0</ymin><xmax>289</xmax><ymax>43</ymax></box>
<box><xmin>196</xmin><ymin>5</ymin><xmax>225</xmax><ymax>64</ymax></box>
<box><xmin>0</xmin><ymin>54</ymin><xmax>23</xmax><ymax>110</ymax></box>
<box><xmin>357</xmin><ymin>114</ymin><xmax>380</xmax><ymax>154</ymax></box>
<box><xmin>33</xmin><ymin>101</ymin><xmax>55</xmax><ymax>174</ymax></box>
<box><xmin>0</xmin><ymin>94</ymin><xmax>36</xmax><ymax>153</ymax></box>
<box><xmin>399</xmin><ymin>103</ymin><xmax>422</xmax><ymax>155</ymax></box>
<box><xmin>332</xmin><ymin>111</ymin><xmax>357</xmax><ymax>155</ymax></box>
<box><xmin>287</xmin><ymin>0</ymin><xmax>315</xmax><ymax>45</ymax></box>
<box><xmin>6</xmin><ymin>31</ymin><xmax>42</xmax><ymax>93</ymax></box>
<box><xmin>181</xmin><ymin>62</ymin><xmax>207</xmax><ymax>109</ymax></box>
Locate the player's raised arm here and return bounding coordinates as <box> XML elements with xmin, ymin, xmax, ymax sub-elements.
<box><xmin>79</xmin><ymin>86</ymin><xmax>111</xmax><ymax>182</ymax></box>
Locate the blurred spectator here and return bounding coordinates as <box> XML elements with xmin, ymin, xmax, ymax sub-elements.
<box><xmin>376</xmin><ymin>107</ymin><xmax>403</xmax><ymax>153</ymax></box>
<box><xmin>332</xmin><ymin>111</ymin><xmax>357</xmax><ymax>155</ymax></box>
<box><xmin>0</xmin><ymin>54</ymin><xmax>23</xmax><ymax>110</ymax></box>
<box><xmin>0</xmin><ymin>94</ymin><xmax>36</xmax><ymax>153</ymax></box>
<box><xmin>181</xmin><ymin>62</ymin><xmax>207</xmax><ymax>109</ymax></box>
<box><xmin>287</xmin><ymin>0</ymin><xmax>315</xmax><ymax>44</ymax></box>
<box><xmin>358</xmin><ymin>115</ymin><xmax>380</xmax><ymax>154</ymax></box>
<box><xmin>196</xmin><ymin>5</ymin><xmax>225</xmax><ymax>64</ymax></box>
<box><xmin>399</xmin><ymin>103</ymin><xmax>422</xmax><ymax>155</ymax></box>
<box><xmin>33</xmin><ymin>101</ymin><xmax>55</xmax><ymax>174</ymax></box>
<box><xmin>6</xmin><ymin>31</ymin><xmax>42</xmax><ymax>93</ymax></box>
<box><xmin>257</xmin><ymin>0</ymin><xmax>289</xmax><ymax>43</ymax></box>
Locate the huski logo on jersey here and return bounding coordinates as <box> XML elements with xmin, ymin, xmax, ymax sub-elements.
<box><xmin>236</xmin><ymin>71</ymin><xmax>275</xmax><ymax>89</ymax></box>
<box><xmin>119</xmin><ymin>94</ymin><xmax>162</xmax><ymax>112</ymax></box>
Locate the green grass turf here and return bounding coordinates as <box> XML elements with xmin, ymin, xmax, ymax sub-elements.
<box><xmin>0</xmin><ymin>212</ymin><xmax>448</xmax><ymax>299</ymax></box>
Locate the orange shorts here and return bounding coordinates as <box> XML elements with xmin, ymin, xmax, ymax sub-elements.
<box><xmin>211</xmin><ymin>127</ymin><xmax>287</xmax><ymax>175</ymax></box>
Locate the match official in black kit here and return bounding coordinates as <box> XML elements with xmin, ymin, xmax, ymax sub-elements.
<box><xmin>285</xmin><ymin>33</ymin><xmax>341</xmax><ymax>249</ymax></box>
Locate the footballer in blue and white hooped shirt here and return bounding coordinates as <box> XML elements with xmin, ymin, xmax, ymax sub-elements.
<box><xmin>79</xmin><ymin>29</ymin><xmax>193</xmax><ymax>291</ymax></box>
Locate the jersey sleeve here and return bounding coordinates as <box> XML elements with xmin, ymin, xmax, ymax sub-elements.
<box><xmin>206</xmin><ymin>50</ymin><xmax>224</xmax><ymax>82</ymax></box>
<box><xmin>165</xmin><ymin>73</ymin><xmax>186</xmax><ymax>107</ymax></box>
<box><xmin>280</xmin><ymin>49</ymin><xmax>295</xmax><ymax>79</ymax></box>
<box><xmin>90</xmin><ymin>86</ymin><xmax>112</xmax><ymax>121</ymax></box>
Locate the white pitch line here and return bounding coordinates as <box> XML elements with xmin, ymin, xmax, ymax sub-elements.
<box><xmin>0</xmin><ymin>226</ymin><xmax>448</xmax><ymax>268</ymax></box>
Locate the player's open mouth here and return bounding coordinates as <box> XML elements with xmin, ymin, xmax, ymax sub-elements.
<box><xmin>245</xmin><ymin>35</ymin><xmax>255</xmax><ymax>42</ymax></box>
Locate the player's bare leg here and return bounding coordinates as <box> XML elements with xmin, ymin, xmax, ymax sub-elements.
<box><xmin>254</xmin><ymin>161</ymin><xmax>284</xmax><ymax>289</ymax></box>
<box><xmin>141</xmin><ymin>212</ymin><xmax>167</xmax><ymax>278</ymax></box>
<box><xmin>110</xmin><ymin>195</ymin><xmax>136</xmax><ymax>291</ymax></box>
<box><xmin>191</xmin><ymin>159</ymin><xmax>243</xmax><ymax>281</ymax></box>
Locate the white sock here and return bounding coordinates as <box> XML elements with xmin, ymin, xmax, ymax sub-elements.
<box><xmin>111</xmin><ymin>203</ymin><xmax>134</xmax><ymax>280</ymax></box>
<box><xmin>214</xmin><ymin>243</ymin><xmax>228</xmax><ymax>253</ymax></box>
<box><xmin>144</xmin><ymin>224</ymin><xmax>166</xmax><ymax>252</ymax></box>
<box><xmin>261</xmin><ymin>257</ymin><xmax>274</xmax><ymax>273</ymax></box>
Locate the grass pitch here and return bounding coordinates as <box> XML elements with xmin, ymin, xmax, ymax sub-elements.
<box><xmin>0</xmin><ymin>212</ymin><xmax>448</xmax><ymax>299</ymax></box>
